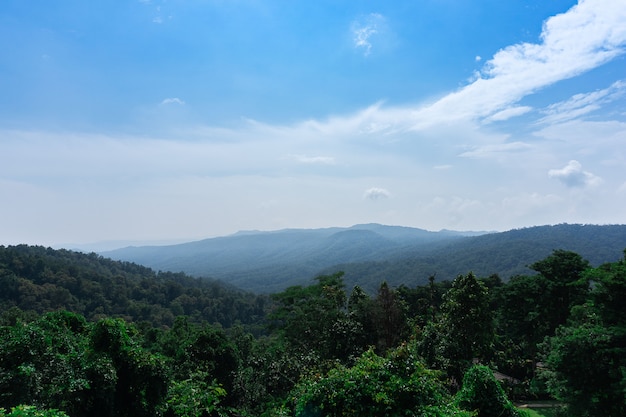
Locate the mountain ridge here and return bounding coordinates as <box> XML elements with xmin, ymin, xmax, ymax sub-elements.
<box><xmin>100</xmin><ymin>223</ymin><xmax>626</xmax><ymax>293</ymax></box>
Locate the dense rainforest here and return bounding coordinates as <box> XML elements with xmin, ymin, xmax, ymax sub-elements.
<box><xmin>0</xmin><ymin>244</ymin><xmax>625</xmax><ymax>416</ymax></box>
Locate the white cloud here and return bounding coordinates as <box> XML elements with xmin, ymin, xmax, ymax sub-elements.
<box><xmin>406</xmin><ymin>0</ymin><xmax>626</xmax><ymax>128</ymax></box>
<box><xmin>539</xmin><ymin>80</ymin><xmax>626</xmax><ymax>124</ymax></box>
<box><xmin>161</xmin><ymin>97</ymin><xmax>185</xmax><ymax>105</ymax></box>
<box><xmin>282</xmin><ymin>0</ymin><xmax>626</xmax><ymax>140</ymax></box>
<box><xmin>548</xmin><ymin>160</ymin><xmax>602</xmax><ymax>188</ymax></box>
<box><xmin>459</xmin><ymin>141</ymin><xmax>533</xmax><ymax>159</ymax></box>
<box><xmin>364</xmin><ymin>187</ymin><xmax>390</xmax><ymax>200</ymax></box>
<box><xmin>484</xmin><ymin>106</ymin><xmax>533</xmax><ymax>123</ymax></box>
<box><xmin>351</xmin><ymin>13</ymin><xmax>385</xmax><ymax>56</ymax></box>
<box><xmin>4</xmin><ymin>1</ymin><xmax>626</xmax><ymax>245</ymax></box>
<box><xmin>288</xmin><ymin>154</ymin><xmax>336</xmax><ymax>165</ymax></box>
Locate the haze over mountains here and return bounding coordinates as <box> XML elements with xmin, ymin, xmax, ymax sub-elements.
<box><xmin>100</xmin><ymin>223</ymin><xmax>626</xmax><ymax>294</ymax></box>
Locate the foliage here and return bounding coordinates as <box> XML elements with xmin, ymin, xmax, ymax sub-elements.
<box><xmin>539</xmin><ymin>255</ymin><xmax>626</xmax><ymax>417</ymax></box>
<box><xmin>3</xmin><ymin>243</ymin><xmax>626</xmax><ymax>417</ymax></box>
<box><xmin>269</xmin><ymin>272</ymin><xmax>365</xmax><ymax>362</ymax></box>
<box><xmin>88</xmin><ymin>318</ymin><xmax>169</xmax><ymax>417</ymax></box>
<box><xmin>455</xmin><ymin>365</ymin><xmax>521</xmax><ymax>417</ymax></box>
<box><xmin>528</xmin><ymin>250</ymin><xmax>589</xmax><ymax>333</ymax></box>
<box><xmin>290</xmin><ymin>343</ymin><xmax>472</xmax><ymax>417</ymax></box>
<box><xmin>164</xmin><ymin>372</ymin><xmax>228</xmax><ymax>417</ymax></box>
<box><xmin>0</xmin><ymin>405</ymin><xmax>69</xmax><ymax>417</ymax></box>
<box><xmin>432</xmin><ymin>272</ymin><xmax>494</xmax><ymax>383</ymax></box>
<box><xmin>491</xmin><ymin>250</ymin><xmax>592</xmax><ymax>385</ymax></box>
<box><xmin>0</xmin><ymin>311</ymin><xmax>91</xmax><ymax>415</ymax></box>
<box><xmin>0</xmin><ymin>245</ymin><xmax>268</xmax><ymax>330</ymax></box>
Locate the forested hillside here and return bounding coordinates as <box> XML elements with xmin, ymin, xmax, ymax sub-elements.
<box><xmin>0</xmin><ymin>245</ymin><xmax>267</xmax><ymax>329</ymax></box>
<box><xmin>333</xmin><ymin>223</ymin><xmax>626</xmax><ymax>292</ymax></box>
<box><xmin>102</xmin><ymin>223</ymin><xmax>626</xmax><ymax>293</ymax></box>
<box><xmin>1</xmin><ymin>244</ymin><xmax>625</xmax><ymax>416</ymax></box>
<box><xmin>101</xmin><ymin>223</ymin><xmax>478</xmax><ymax>293</ymax></box>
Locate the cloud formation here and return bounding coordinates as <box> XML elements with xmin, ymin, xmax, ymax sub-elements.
<box><xmin>2</xmin><ymin>0</ymin><xmax>626</xmax><ymax>245</ymax></box>
<box><xmin>548</xmin><ymin>160</ymin><xmax>601</xmax><ymax>188</ymax></box>
<box><xmin>539</xmin><ymin>80</ymin><xmax>626</xmax><ymax>124</ymax></box>
<box><xmin>280</xmin><ymin>0</ymin><xmax>626</xmax><ymax>144</ymax></box>
<box><xmin>364</xmin><ymin>187</ymin><xmax>390</xmax><ymax>200</ymax></box>
<box><xmin>351</xmin><ymin>13</ymin><xmax>385</xmax><ymax>56</ymax></box>
<box><xmin>161</xmin><ymin>97</ymin><xmax>185</xmax><ymax>105</ymax></box>
<box><xmin>413</xmin><ymin>0</ymin><xmax>626</xmax><ymax>127</ymax></box>
<box><xmin>289</xmin><ymin>154</ymin><xmax>336</xmax><ymax>165</ymax></box>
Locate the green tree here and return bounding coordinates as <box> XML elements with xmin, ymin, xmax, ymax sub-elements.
<box><xmin>455</xmin><ymin>365</ymin><xmax>521</xmax><ymax>417</ymax></box>
<box><xmin>88</xmin><ymin>318</ymin><xmax>168</xmax><ymax>417</ymax></box>
<box><xmin>493</xmin><ymin>251</ymin><xmax>592</xmax><ymax>382</ymax></box>
<box><xmin>529</xmin><ymin>250</ymin><xmax>590</xmax><ymax>333</ymax></box>
<box><xmin>0</xmin><ymin>311</ymin><xmax>91</xmax><ymax>416</ymax></box>
<box><xmin>372</xmin><ymin>282</ymin><xmax>408</xmax><ymax>352</ymax></box>
<box><xmin>436</xmin><ymin>272</ymin><xmax>494</xmax><ymax>384</ymax></box>
<box><xmin>347</xmin><ymin>285</ymin><xmax>377</xmax><ymax>349</ymax></box>
<box><xmin>0</xmin><ymin>405</ymin><xmax>69</xmax><ymax>417</ymax></box>
<box><xmin>540</xmin><ymin>254</ymin><xmax>626</xmax><ymax>417</ymax></box>
<box><xmin>290</xmin><ymin>342</ymin><xmax>472</xmax><ymax>417</ymax></box>
<box><xmin>164</xmin><ymin>371</ymin><xmax>229</xmax><ymax>417</ymax></box>
<box><xmin>492</xmin><ymin>274</ymin><xmax>552</xmax><ymax>376</ymax></box>
<box><xmin>269</xmin><ymin>272</ymin><xmax>362</xmax><ymax>363</ymax></box>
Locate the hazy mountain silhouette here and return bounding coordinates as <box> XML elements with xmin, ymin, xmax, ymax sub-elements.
<box><xmin>101</xmin><ymin>223</ymin><xmax>626</xmax><ymax>294</ymax></box>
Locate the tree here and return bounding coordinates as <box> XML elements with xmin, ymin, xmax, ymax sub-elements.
<box><xmin>0</xmin><ymin>311</ymin><xmax>91</xmax><ymax>416</ymax></box>
<box><xmin>493</xmin><ymin>274</ymin><xmax>552</xmax><ymax>368</ymax></box>
<box><xmin>437</xmin><ymin>272</ymin><xmax>494</xmax><ymax>384</ymax></box>
<box><xmin>88</xmin><ymin>318</ymin><xmax>169</xmax><ymax>417</ymax></box>
<box><xmin>164</xmin><ymin>371</ymin><xmax>229</xmax><ymax>417</ymax></box>
<box><xmin>493</xmin><ymin>251</ymin><xmax>592</xmax><ymax>381</ymax></box>
<box><xmin>529</xmin><ymin>250</ymin><xmax>590</xmax><ymax>333</ymax></box>
<box><xmin>372</xmin><ymin>282</ymin><xmax>408</xmax><ymax>352</ymax></box>
<box><xmin>540</xmin><ymin>254</ymin><xmax>626</xmax><ymax>417</ymax></box>
<box><xmin>290</xmin><ymin>342</ymin><xmax>472</xmax><ymax>417</ymax></box>
<box><xmin>455</xmin><ymin>365</ymin><xmax>521</xmax><ymax>417</ymax></box>
<box><xmin>0</xmin><ymin>405</ymin><xmax>69</xmax><ymax>417</ymax></box>
<box><xmin>269</xmin><ymin>272</ymin><xmax>362</xmax><ymax>363</ymax></box>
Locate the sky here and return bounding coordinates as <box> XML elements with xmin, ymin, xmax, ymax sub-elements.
<box><xmin>1</xmin><ymin>0</ymin><xmax>626</xmax><ymax>248</ymax></box>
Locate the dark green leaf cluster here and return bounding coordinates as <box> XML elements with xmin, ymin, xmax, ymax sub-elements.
<box><xmin>290</xmin><ymin>344</ymin><xmax>472</xmax><ymax>417</ymax></box>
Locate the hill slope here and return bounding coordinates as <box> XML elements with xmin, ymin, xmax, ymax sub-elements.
<box><xmin>101</xmin><ymin>223</ymin><xmax>626</xmax><ymax>293</ymax></box>
<box><xmin>330</xmin><ymin>224</ymin><xmax>626</xmax><ymax>293</ymax></box>
<box><xmin>0</xmin><ymin>245</ymin><xmax>267</xmax><ymax>328</ymax></box>
<box><xmin>101</xmin><ymin>224</ymin><xmax>477</xmax><ymax>293</ymax></box>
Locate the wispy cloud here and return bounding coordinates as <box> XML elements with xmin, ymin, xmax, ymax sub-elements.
<box><xmin>351</xmin><ymin>13</ymin><xmax>385</xmax><ymax>56</ymax></box>
<box><xmin>539</xmin><ymin>80</ymin><xmax>626</xmax><ymax>124</ymax></box>
<box><xmin>161</xmin><ymin>97</ymin><xmax>185</xmax><ymax>105</ymax></box>
<box><xmin>410</xmin><ymin>0</ymin><xmax>626</xmax><ymax>128</ymax></box>
<box><xmin>459</xmin><ymin>142</ymin><xmax>533</xmax><ymax>159</ymax></box>
<box><xmin>285</xmin><ymin>0</ymin><xmax>626</xmax><ymax>141</ymax></box>
<box><xmin>288</xmin><ymin>154</ymin><xmax>336</xmax><ymax>165</ymax></box>
<box><xmin>364</xmin><ymin>187</ymin><xmax>390</xmax><ymax>200</ymax></box>
<box><xmin>483</xmin><ymin>106</ymin><xmax>533</xmax><ymax>123</ymax></box>
<box><xmin>548</xmin><ymin>160</ymin><xmax>602</xmax><ymax>188</ymax></box>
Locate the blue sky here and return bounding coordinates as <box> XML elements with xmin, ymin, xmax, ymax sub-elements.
<box><xmin>1</xmin><ymin>0</ymin><xmax>626</xmax><ymax>247</ymax></box>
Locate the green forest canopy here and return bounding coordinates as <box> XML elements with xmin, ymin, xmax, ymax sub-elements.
<box><xmin>0</xmin><ymin>244</ymin><xmax>625</xmax><ymax>416</ymax></box>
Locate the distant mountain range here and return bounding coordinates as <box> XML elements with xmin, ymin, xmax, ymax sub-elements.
<box><xmin>101</xmin><ymin>223</ymin><xmax>626</xmax><ymax>294</ymax></box>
